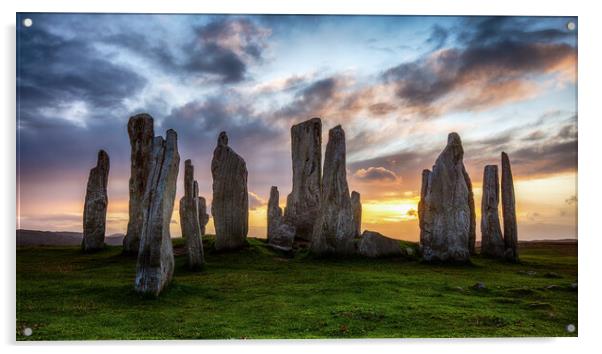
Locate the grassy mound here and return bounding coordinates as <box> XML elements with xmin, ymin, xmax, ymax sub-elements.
<box><xmin>16</xmin><ymin>237</ymin><xmax>577</xmax><ymax>340</ymax></box>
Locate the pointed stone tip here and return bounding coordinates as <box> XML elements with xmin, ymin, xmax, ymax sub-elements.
<box><xmin>130</xmin><ymin>112</ymin><xmax>153</xmax><ymax>119</ymax></box>
<box><xmin>185</xmin><ymin>159</ymin><xmax>192</xmax><ymax>166</ymax></box>
<box><xmin>218</xmin><ymin>131</ymin><xmax>229</xmax><ymax>146</ymax></box>
<box><xmin>447</xmin><ymin>132</ymin><xmax>462</xmax><ymax>145</ymax></box>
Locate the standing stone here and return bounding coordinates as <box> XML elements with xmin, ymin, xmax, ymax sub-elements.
<box><xmin>418</xmin><ymin>133</ymin><xmax>472</xmax><ymax>262</ymax></box>
<box><xmin>82</xmin><ymin>150</ymin><xmax>110</xmax><ymax>252</ymax></box>
<box><xmin>501</xmin><ymin>152</ymin><xmax>519</xmax><ymax>262</ymax></box>
<box><xmin>123</xmin><ymin>114</ymin><xmax>154</xmax><ymax>254</ymax></box>
<box><xmin>311</xmin><ymin>125</ymin><xmax>355</xmax><ymax>255</ymax></box>
<box><xmin>267</xmin><ymin>186</ymin><xmax>282</xmax><ymax>243</ymax></box>
<box><xmin>464</xmin><ymin>167</ymin><xmax>477</xmax><ymax>255</ymax></box>
<box><xmin>211</xmin><ymin>132</ymin><xmax>248</xmax><ymax>251</ymax></box>
<box><xmin>284</xmin><ymin>117</ymin><xmax>322</xmax><ymax>240</ymax></box>
<box><xmin>418</xmin><ymin>169</ymin><xmax>431</xmax><ymax>246</ymax></box>
<box><xmin>351</xmin><ymin>191</ymin><xmax>362</xmax><ymax>238</ymax></box>
<box><xmin>179</xmin><ymin>160</ymin><xmax>205</xmax><ymax>270</ymax></box>
<box><xmin>480</xmin><ymin>165</ymin><xmax>505</xmax><ymax>258</ymax></box>
<box><xmin>135</xmin><ymin>130</ymin><xmax>179</xmax><ymax>296</ymax></box>
<box><xmin>267</xmin><ymin>186</ymin><xmax>295</xmax><ymax>251</ymax></box>
<box><xmin>197</xmin><ymin>194</ymin><xmax>209</xmax><ymax>235</ymax></box>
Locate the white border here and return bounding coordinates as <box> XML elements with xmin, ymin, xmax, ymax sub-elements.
<box><xmin>2</xmin><ymin>1</ymin><xmax>599</xmax><ymax>353</ymax></box>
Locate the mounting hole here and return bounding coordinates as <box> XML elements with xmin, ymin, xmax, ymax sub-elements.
<box><xmin>567</xmin><ymin>21</ymin><xmax>576</xmax><ymax>31</ymax></box>
<box><xmin>22</xmin><ymin>18</ymin><xmax>33</xmax><ymax>28</ymax></box>
<box><xmin>566</xmin><ymin>324</ymin><xmax>576</xmax><ymax>333</ymax></box>
<box><xmin>22</xmin><ymin>327</ymin><xmax>32</xmax><ymax>336</ymax></box>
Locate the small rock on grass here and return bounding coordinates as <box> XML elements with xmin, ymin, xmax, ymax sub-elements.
<box><xmin>472</xmin><ymin>282</ymin><xmax>487</xmax><ymax>290</ymax></box>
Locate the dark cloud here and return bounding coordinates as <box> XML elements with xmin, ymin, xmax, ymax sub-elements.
<box><xmin>382</xmin><ymin>17</ymin><xmax>576</xmax><ymax>116</ymax></box>
<box><xmin>185</xmin><ymin>18</ymin><xmax>270</xmax><ymax>83</ymax></box>
<box><xmin>273</xmin><ymin>77</ymin><xmax>339</xmax><ymax>120</ymax></box>
<box><xmin>17</xmin><ymin>25</ymin><xmax>147</xmax><ymax>129</ymax></box>
<box><xmin>426</xmin><ymin>24</ymin><xmax>448</xmax><ymax>49</ymax></box>
<box><xmin>353</xmin><ymin>167</ymin><xmax>398</xmax><ymax>182</ymax></box>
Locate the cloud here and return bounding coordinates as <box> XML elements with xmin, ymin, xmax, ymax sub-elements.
<box><xmin>382</xmin><ymin>17</ymin><xmax>576</xmax><ymax>116</ymax></box>
<box><xmin>17</xmin><ymin>25</ymin><xmax>147</xmax><ymax>130</ymax></box>
<box><xmin>185</xmin><ymin>18</ymin><xmax>271</xmax><ymax>83</ymax></box>
<box><xmin>565</xmin><ymin>195</ymin><xmax>577</xmax><ymax>205</ymax></box>
<box><xmin>353</xmin><ymin>167</ymin><xmax>398</xmax><ymax>182</ymax></box>
<box><xmin>248</xmin><ymin>192</ymin><xmax>266</xmax><ymax>210</ymax></box>
<box><xmin>426</xmin><ymin>25</ymin><xmax>449</xmax><ymax>49</ymax></box>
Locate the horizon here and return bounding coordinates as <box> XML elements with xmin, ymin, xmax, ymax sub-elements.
<box><xmin>16</xmin><ymin>14</ymin><xmax>578</xmax><ymax>241</ymax></box>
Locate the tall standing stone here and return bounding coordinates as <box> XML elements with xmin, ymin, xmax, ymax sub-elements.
<box><xmin>211</xmin><ymin>132</ymin><xmax>248</xmax><ymax>251</ymax></box>
<box><xmin>124</xmin><ymin>114</ymin><xmax>154</xmax><ymax>254</ymax></box>
<box><xmin>197</xmin><ymin>194</ymin><xmax>209</xmax><ymax>235</ymax></box>
<box><xmin>267</xmin><ymin>186</ymin><xmax>282</xmax><ymax>243</ymax></box>
<box><xmin>284</xmin><ymin>118</ymin><xmax>322</xmax><ymax>240</ymax></box>
<box><xmin>82</xmin><ymin>150</ymin><xmax>110</xmax><ymax>252</ymax></box>
<box><xmin>480</xmin><ymin>165</ymin><xmax>505</xmax><ymax>258</ymax></box>
<box><xmin>311</xmin><ymin>125</ymin><xmax>355</xmax><ymax>255</ymax></box>
<box><xmin>179</xmin><ymin>160</ymin><xmax>205</xmax><ymax>270</ymax></box>
<box><xmin>418</xmin><ymin>133</ymin><xmax>472</xmax><ymax>262</ymax></box>
<box><xmin>351</xmin><ymin>191</ymin><xmax>362</xmax><ymax>238</ymax></box>
<box><xmin>135</xmin><ymin>130</ymin><xmax>179</xmax><ymax>296</ymax></box>
<box><xmin>418</xmin><ymin>169</ymin><xmax>431</xmax><ymax>246</ymax></box>
<box><xmin>463</xmin><ymin>167</ymin><xmax>476</xmax><ymax>255</ymax></box>
<box><xmin>501</xmin><ymin>152</ymin><xmax>519</xmax><ymax>262</ymax></box>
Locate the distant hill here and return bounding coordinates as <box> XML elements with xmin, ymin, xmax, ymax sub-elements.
<box><xmin>16</xmin><ymin>229</ymin><xmax>124</xmax><ymax>247</ymax></box>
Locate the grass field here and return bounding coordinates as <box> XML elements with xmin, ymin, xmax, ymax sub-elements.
<box><xmin>16</xmin><ymin>237</ymin><xmax>577</xmax><ymax>340</ymax></box>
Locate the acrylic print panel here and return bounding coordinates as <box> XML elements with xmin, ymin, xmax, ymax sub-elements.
<box><xmin>16</xmin><ymin>13</ymin><xmax>577</xmax><ymax>340</ymax></box>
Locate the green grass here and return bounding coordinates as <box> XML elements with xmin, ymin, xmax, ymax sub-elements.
<box><xmin>16</xmin><ymin>237</ymin><xmax>577</xmax><ymax>340</ymax></box>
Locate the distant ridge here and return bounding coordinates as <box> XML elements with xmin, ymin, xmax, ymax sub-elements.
<box><xmin>17</xmin><ymin>229</ymin><xmax>124</xmax><ymax>247</ymax></box>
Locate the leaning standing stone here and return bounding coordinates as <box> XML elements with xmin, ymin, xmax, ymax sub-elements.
<box><xmin>501</xmin><ymin>152</ymin><xmax>519</xmax><ymax>262</ymax></box>
<box><xmin>418</xmin><ymin>133</ymin><xmax>472</xmax><ymax>262</ymax></box>
<box><xmin>311</xmin><ymin>125</ymin><xmax>355</xmax><ymax>255</ymax></box>
<box><xmin>179</xmin><ymin>160</ymin><xmax>205</xmax><ymax>270</ymax></box>
<box><xmin>351</xmin><ymin>191</ymin><xmax>362</xmax><ymax>238</ymax></box>
<box><xmin>463</xmin><ymin>167</ymin><xmax>476</xmax><ymax>255</ymax></box>
<box><xmin>284</xmin><ymin>118</ymin><xmax>322</xmax><ymax>240</ymax></box>
<box><xmin>135</xmin><ymin>130</ymin><xmax>179</xmax><ymax>296</ymax></box>
<box><xmin>82</xmin><ymin>150</ymin><xmax>110</xmax><ymax>252</ymax></box>
<box><xmin>211</xmin><ymin>132</ymin><xmax>249</xmax><ymax>250</ymax></box>
<box><xmin>123</xmin><ymin>114</ymin><xmax>154</xmax><ymax>254</ymax></box>
<box><xmin>480</xmin><ymin>165</ymin><xmax>505</xmax><ymax>258</ymax></box>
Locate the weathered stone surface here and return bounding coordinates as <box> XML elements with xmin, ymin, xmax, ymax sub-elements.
<box><xmin>82</xmin><ymin>150</ymin><xmax>110</xmax><ymax>252</ymax></box>
<box><xmin>124</xmin><ymin>114</ymin><xmax>154</xmax><ymax>254</ymax></box>
<box><xmin>211</xmin><ymin>132</ymin><xmax>248</xmax><ymax>251</ymax></box>
<box><xmin>501</xmin><ymin>152</ymin><xmax>519</xmax><ymax>262</ymax></box>
<box><xmin>463</xmin><ymin>167</ymin><xmax>477</xmax><ymax>255</ymax></box>
<box><xmin>358</xmin><ymin>230</ymin><xmax>403</xmax><ymax>258</ymax></box>
<box><xmin>178</xmin><ymin>160</ymin><xmax>205</xmax><ymax>270</ymax></box>
<box><xmin>269</xmin><ymin>223</ymin><xmax>296</xmax><ymax>251</ymax></box>
<box><xmin>480</xmin><ymin>165</ymin><xmax>505</xmax><ymax>258</ymax></box>
<box><xmin>135</xmin><ymin>130</ymin><xmax>179</xmax><ymax>296</ymax></box>
<box><xmin>284</xmin><ymin>118</ymin><xmax>322</xmax><ymax>240</ymax></box>
<box><xmin>197</xmin><ymin>194</ymin><xmax>209</xmax><ymax>235</ymax></box>
<box><xmin>311</xmin><ymin>125</ymin><xmax>355</xmax><ymax>255</ymax></box>
<box><xmin>418</xmin><ymin>133</ymin><xmax>472</xmax><ymax>262</ymax></box>
<box><xmin>351</xmin><ymin>191</ymin><xmax>362</xmax><ymax>238</ymax></box>
<box><xmin>267</xmin><ymin>186</ymin><xmax>296</xmax><ymax>251</ymax></box>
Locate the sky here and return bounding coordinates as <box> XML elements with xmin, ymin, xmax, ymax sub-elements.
<box><xmin>16</xmin><ymin>14</ymin><xmax>578</xmax><ymax>241</ymax></box>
